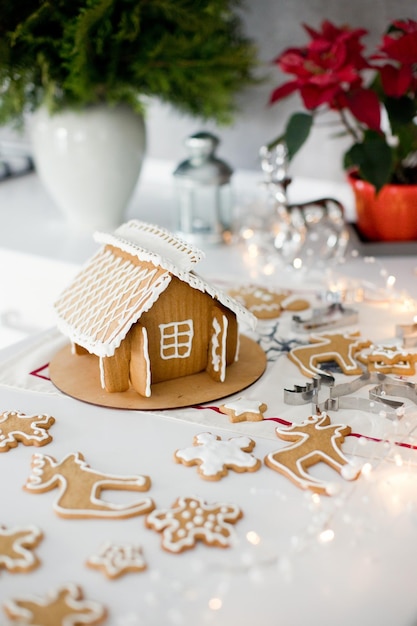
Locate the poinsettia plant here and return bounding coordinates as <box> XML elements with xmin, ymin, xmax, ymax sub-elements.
<box><xmin>269</xmin><ymin>19</ymin><xmax>417</xmax><ymax>190</ymax></box>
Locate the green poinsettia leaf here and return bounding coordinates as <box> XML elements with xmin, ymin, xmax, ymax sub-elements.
<box><xmin>283</xmin><ymin>112</ymin><xmax>313</xmax><ymax>160</ymax></box>
<box><xmin>344</xmin><ymin>131</ymin><xmax>393</xmax><ymax>191</ymax></box>
<box><xmin>385</xmin><ymin>96</ymin><xmax>416</xmax><ymax>126</ymax></box>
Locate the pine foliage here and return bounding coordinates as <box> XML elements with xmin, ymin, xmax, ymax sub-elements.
<box><xmin>0</xmin><ymin>0</ymin><xmax>259</xmax><ymax>127</ymax></box>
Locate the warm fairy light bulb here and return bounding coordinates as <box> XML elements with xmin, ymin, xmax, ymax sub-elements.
<box><xmin>361</xmin><ymin>462</ymin><xmax>373</xmax><ymax>477</ymax></box>
<box><xmin>263</xmin><ymin>263</ymin><xmax>275</xmax><ymax>276</ymax></box>
<box><xmin>246</xmin><ymin>530</ymin><xmax>261</xmax><ymax>545</ymax></box>
<box><xmin>394</xmin><ymin>454</ymin><xmax>403</xmax><ymax>467</ymax></box>
<box><xmin>318</xmin><ymin>528</ymin><xmax>335</xmax><ymax>543</ymax></box>
<box><xmin>208</xmin><ymin>597</ymin><xmax>223</xmax><ymax>611</ymax></box>
<box><xmin>247</xmin><ymin>243</ymin><xmax>259</xmax><ymax>258</ymax></box>
<box><xmin>386</xmin><ymin>274</ymin><xmax>396</xmax><ymax>288</ymax></box>
<box><xmin>293</xmin><ymin>257</ymin><xmax>303</xmax><ymax>269</ymax></box>
<box><xmin>242</xmin><ymin>227</ymin><xmax>254</xmax><ymax>240</ymax></box>
<box><xmin>311</xmin><ymin>493</ymin><xmax>321</xmax><ymax>505</ymax></box>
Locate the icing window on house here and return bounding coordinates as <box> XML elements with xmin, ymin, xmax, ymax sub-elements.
<box><xmin>159</xmin><ymin>320</ymin><xmax>194</xmax><ymax>359</ymax></box>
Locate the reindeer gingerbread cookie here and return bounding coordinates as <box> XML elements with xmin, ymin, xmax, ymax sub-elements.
<box><xmin>265</xmin><ymin>413</ymin><xmax>361</xmax><ymax>495</ymax></box>
<box><xmin>288</xmin><ymin>331</ymin><xmax>372</xmax><ymax>378</ymax></box>
<box><xmin>23</xmin><ymin>451</ymin><xmax>154</xmax><ymax>519</ymax></box>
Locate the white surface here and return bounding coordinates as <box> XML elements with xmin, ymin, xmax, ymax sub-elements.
<box><xmin>1</xmin><ymin>160</ymin><xmax>417</xmax><ymax>625</ymax></box>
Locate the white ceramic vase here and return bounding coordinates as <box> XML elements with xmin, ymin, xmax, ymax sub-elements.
<box><xmin>30</xmin><ymin>103</ymin><xmax>146</xmax><ymax>232</ymax></box>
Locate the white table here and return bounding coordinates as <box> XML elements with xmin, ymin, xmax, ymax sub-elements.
<box><xmin>1</xmin><ymin>163</ymin><xmax>417</xmax><ymax>626</ymax></box>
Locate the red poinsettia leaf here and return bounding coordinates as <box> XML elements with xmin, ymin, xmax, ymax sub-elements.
<box><xmin>300</xmin><ymin>83</ymin><xmax>340</xmax><ymax>109</ymax></box>
<box><xmin>380</xmin><ymin>64</ymin><xmax>412</xmax><ymax>97</ymax></box>
<box><xmin>269</xmin><ymin>80</ymin><xmax>300</xmax><ymax>105</ymax></box>
<box><xmin>346</xmin><ymin>88</ymin><xmax>381</xmax><ymax>130</ymax></box>
<box><xmin>381</xmin><ymin>31</ymin><xmax>417</xmax><ymax>64</ymax></box>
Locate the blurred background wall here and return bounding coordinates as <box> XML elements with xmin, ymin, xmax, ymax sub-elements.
<box><xmin>145</xmin><ymin>0</ymin><xmax>417</xmax><ymax>182</ymax></box>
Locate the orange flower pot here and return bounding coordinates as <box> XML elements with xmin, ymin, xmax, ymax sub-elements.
<box><xmin>348</xmin><ymin>173</ymin><xmax>417</xmax><ymax>242</ymax></box>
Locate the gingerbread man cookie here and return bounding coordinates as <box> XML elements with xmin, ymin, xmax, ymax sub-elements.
<box><xmin>86</xmin><ymin>542</ymin><xmax>147</xmax><ymax>579</ymax></box>
<box><xmin>0</xmin><ymin>411</ymin><xmax>55</xmax><ymax>452</ymax></box>
<box><xmin>288</xmin><ymin>331</ymin><xmax>372</xmax><ymax>378</ymax></box>
<box><xmin>264</xmin><ymin>413</ymin><xmax>361</xmax><ymax>495</ymax></box>
<box><xmin>24</xmin><ymin>451</ymin><xmax>154</xmax><ymax>519</ymax></box>
<box><xmin>145</xmin><ymin>496</ymin><xmax>243</xmax><ymax>553</ymax></box>
<box><xmin>229</xmin><ymin>284</ymin><xmax>309</xmax><ymax>319</ymax></box>
<box><xmin>3</xmin><ymin>583</ymin><xmax>107</xmax><ymax>625</ymax></box>
<box><xmin>219</xmin><ymin>396</ymin><xmax>267</xmax><ymax>422</ymax></box>
<box><xmin>0</xmin><ymin>525</ymin><xmax>43</xmax><ymax>573</ymax></box>
<box><xmin>174</xmin><ymin>432</ymin><xmax>261</xmax><ymax>480</ymax></box>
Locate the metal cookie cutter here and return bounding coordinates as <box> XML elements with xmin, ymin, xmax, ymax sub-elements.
<box><xmin>284</xmin><ymin>371</ymin><xmax>417</xmax><ymax>420</ymax></box>
<box><xmin>292</xmin><ymin>302</ymin><xmax>358</xmax><ymax>333</ymax></box>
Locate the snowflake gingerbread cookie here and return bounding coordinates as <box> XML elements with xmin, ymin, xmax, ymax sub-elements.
<box><xmin>86</xmin><ymin>542</ymin><xmax>147</xmax><ymax>579</ymax></box>
<box><xmin>0</xmin><ymin>525</ymin><xmax>43</xmax><ymax>573</ymax></box>
<box><xmin>24</xmin><ymin>451</ymin><xmax>154</xmax><ymax>519</ymax></box>
<box><xmin>3</xmin><ymin>583</ymin><xmax>107</xmax><ymax>625</ymax></box>
<box><xmin>145</xmin><ymin>496</ymin><xmax>243</xmax><ymax>553</ymax></box>
<box><xmin>174</xmin><ymin>432</ymin><xmax>261</xmax><ymax>480</ymax></box>
<box><xmin>218</xmin><ymin>396</ymin><xmax>267</xmax><ymax>422</ymax></box>
<box><xmin>0</xmin><ymin>411</ymin><xmax>55</xmax><ymax>452</ymax></box>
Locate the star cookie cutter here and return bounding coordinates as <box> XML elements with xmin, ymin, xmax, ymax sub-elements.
<box><xmin>284</xmin><ymin>371</ymin><xmax>417</xmax><ymax>419</ymax></box>
<box><xmin>292</xmin><ymin>302</ymin><xmax>358</xmax><ymax>333</ymax></box>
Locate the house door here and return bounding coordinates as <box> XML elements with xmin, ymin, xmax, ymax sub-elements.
<box><xmin>130</xmin><ymin>324</ymin><xmax>152</xmax><ymax>397</ymax></box>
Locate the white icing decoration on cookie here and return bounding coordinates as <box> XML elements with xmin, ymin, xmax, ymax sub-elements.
<box><xmin>0</xmin><ymin>411</ymin><xmax>55</xmax><ymax>450</ymax></box>
<box><xmin>24</xmin><ymin>452</ymin><xmax>154</xmax><ymax>519</ymax></box>
<box><xmin>87</xmin><ymin>542</ymin><xmax>146</xmax><ymax>578</ymax></box>
<box><xmin>222</xmin><ymin>397</ymin><xmax>265</xmax><ymax>416</ymax></box>
<box><xmin>175</xmin><ymin>432</ymin><xmax>260</xmax><ymax>478</ymax></box>
<box><xmin>0</xmin><ymin>525</ymin><xmax>43</xmax><ymax>572</ymax></box>
<box><xmin>146</xmin><ymin>496</ymin><xmax>242</xmax><ymax>553</ymax></box>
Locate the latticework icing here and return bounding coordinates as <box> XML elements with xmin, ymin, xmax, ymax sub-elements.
<box><xmin>54</xmin><ymin>220</ymin><xmax>256</xmax><ymax>357</ymax></box>
<box><xmin>94</xmin><ymin>220</ymin><xmax>205</xmax><ymax>273</ymax></box>
<box><xmin>55</xmin><ymin>248</ymin><xmax>171</xmax><ymax>357</ymax></box>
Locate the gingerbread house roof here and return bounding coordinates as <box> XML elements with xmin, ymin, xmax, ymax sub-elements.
<box><xmin>54</xmin><ymin>220</ymin><xmax>256</xmax><ymax>357</ymax></box>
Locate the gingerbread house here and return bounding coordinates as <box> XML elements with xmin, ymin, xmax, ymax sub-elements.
<box><xmin>54</xmin><ymin>220</ymin><xmax>256</xmax><ymax>397</ymax></box>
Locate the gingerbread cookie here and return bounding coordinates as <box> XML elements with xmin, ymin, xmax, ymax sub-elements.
<box><xmin>24</xmin><ymin>451</ymin><xmax>154</xmax><ymax>519</ymax></box>
<box><xmin>357</xmin><ymin>344</ymin><xmax>417</xmax><ymax>376</ymax></box>
<box><xmin>288</xmin><ymin>331</ymin><xmax>372</xmax><ymax>378</ymax></box>
<box><xmin>86</xmin><ymin>542</ymin><xmax>147</xmax><ymax>579</ymax></box>
<box><xmin>0</xmin><ymin>411</ymin><xmax>55</xmax><ymax>452</ymax></box>
<box><xmin>174</xmin><ymin>432</ymin><xmax>261</xmax><ymax>480</ymax></box>
<box><xmin>228</xmin><ymin>284</ymin><xmax>309</xmax><ymax>319</ymax></box>
<box><xmin>219</xmin><ymin>396</ymin><xmax>267</xmax><ymax>422</ymax></box>
<box><xmin>3</xmin><ymin>583</ymin><xmax>107</xmax><ymax>625</ymax></box>
<box><xmin>145</xmin><ymin>496</ymin><xmax>243</xmax><ymax>553</ymax></box>
<box><xmin>0</xmin><ymin>525</ymin><xmax>43</xmax><ymax>573</ymax></box>
<box><xmin>264</xmin><ymin>413</ymin><xmax>361</xmax><ymax>495</ymax></box>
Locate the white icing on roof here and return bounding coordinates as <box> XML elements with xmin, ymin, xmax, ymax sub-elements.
<box><xmin>54</xmin><ymin>220</ymin><xmax>256</xmax><ymax>357</ymax></box>
<box><xmin>94</xmin><ymin>220</ymin><xmax>205</xmax><ymax>272</ymax></box>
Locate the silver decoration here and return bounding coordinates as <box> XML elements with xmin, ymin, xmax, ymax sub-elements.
<box><xmin>173</xmin><ymin>132</ymin><xmax>233</xmax><ymax>245</ymax></box>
